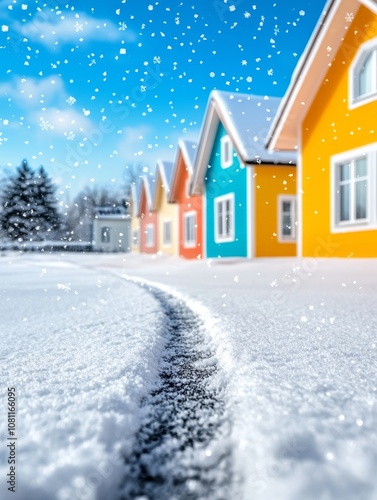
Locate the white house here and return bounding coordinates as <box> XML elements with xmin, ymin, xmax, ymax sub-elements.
<box><xmin>92</xmin><ymin>207</ymin><xmax>131</xmax><ymax>252</ymax></box>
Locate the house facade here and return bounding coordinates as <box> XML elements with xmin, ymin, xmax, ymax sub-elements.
<box><xmin>267</xmin><ymin>0</ymin><xmax>377</xmax><ymax>258</ymax></box>
<box><xmin>169</xmin><ymin>140</ymin><xmax>203</xmax><ymax>259</ymax></box>
<box><xmin>138</xmin><ymin>175</ymin><xmax>158</xmax><ymax>254</ymax></box>
<box><xmin>153</xmin><ymin>160</ymin><xmax>178</xmax><ymax>255</ymax></box>
<box><xmin>191</xmin><ymin>90</ymin><xmax>296</xmax><ymax>259</ymax></box>
<box><xmin>92</xmin><ymin>207</ymin><xmax>131</xmax><ymax>252</ymax></box>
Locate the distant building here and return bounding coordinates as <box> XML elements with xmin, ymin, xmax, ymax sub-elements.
<box><xmin>92</xmin><ymin>206</ymin><xmax>131</xmax><ymax>252</ymax></box>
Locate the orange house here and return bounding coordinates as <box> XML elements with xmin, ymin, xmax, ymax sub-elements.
<box><xmin>169</xmin><ymin>140</ymin><xmax>203</xmax><ymax>259</ymax></box>
<box><xmin>138</xmin><ymin>175</ymin><xmax>158</xmax><ymax>254</ymax></box>
<box><xmin>267</xmin><ymin>0</ymin><xmax>377</xmax><ymax>258</ymax></box>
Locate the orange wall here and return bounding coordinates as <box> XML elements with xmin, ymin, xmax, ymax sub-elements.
<box><xmin>254</xmin><ymin>165</ymin><xmax>297</xmax><ymax>257</ymax></box>
<box><xmin>302</xmin><ymin>5</ymin><xmax>377</xmax><ymax>257</ymax></box>
<box><xmin>174</xmin><ymin>155</ymin><xmax>203</xmax><ymax>259</ymax></box>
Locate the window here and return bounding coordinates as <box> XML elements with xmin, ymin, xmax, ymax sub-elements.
<box><xmin>184</xmin><ymin>211</ymin><xmax>196</xmax><ymax>247</ymax></box>
<box><xmin>132</xmin><ymin>229</ymin><xmax>139</xmax><ymax>246</ymax></box>
<box><xmin>163</xmin><ymin>220</ymin><xmax>172</xmax><ymax>246</ymax></box>
<box><xmin>101</xmin><ymin>226</ymin><xmax>111</xmax><ymax>243</ymax></box>
<box><xmin>221</xmin><ymin>135</ymin><xmax>233</xmax><ymax>168</ymax></box>
<box><xmin>333</xmin><ymin>154</ymin><xmax>370</xmax><ymax>229</ymax></box>
<box><xmin>278</xmin><ymin>196</ymin><xmax>297</xmax><ymax>242</ymax></box>
<box><xmin>145</xmin><ymin>224</ymin><xmax>154</xmax><ymax>247</ymax></box>
<box><xmin>350</xmin><ymin>38</ymin><xmax>377</xmax><ymax>107</ymax></box>
<box><xmin>214</xmin><ymin>193</ymin><xmax>234</xmax><ymax>242</ymax></box>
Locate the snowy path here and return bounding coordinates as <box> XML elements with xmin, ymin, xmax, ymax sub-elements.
<box><xmin>121</xmin><ymin>285</ymin><xmax>231</xmax><ymax>499</ymax></box>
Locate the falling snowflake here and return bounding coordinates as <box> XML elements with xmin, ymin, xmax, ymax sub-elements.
<box><xmin>140</xmin><ymin>85</ymin><xmax>147</xmax><ymax>92</ymax></box>
<box><xmin>299</xmin><ymin>10</ymin><xmax>305</xmax><ymax>16</ymax></box>
<box><xmin>267</xmin><ymin>68</ymin><xmax>273</xmax><ymax>76</ymax></box>
<box><xmin>153</xmin><ymin>55</ymin><xmax>161</xmax><ymax>64</ymax></box>
<box><xmin>66</xmin><ymin>131</ymin><xmax>75</xmax><ymax>140</ymax></box>
<box><xmin>270</xmin><ymin>280</ymin><xmax>278</xmax><ymax>288</ymax></box>
<box><xmin>229</xmin><ymin>5</ymin><xmax>236</xmax><ymax>12</ymax></box>
<box><xmin>175</xmin><ymin>17</ymin><xmax>180</xmax><ymax>25</ymax></box>
<box><xmin>241</xmin><ymin>60</ymin><xmax>247</xmax><ymax>66</ymax></box>
<box><xmin>119</xmin><ymin>21</ymin><xmax>127</xmax><ymax>30</ymax></box>
<box><xmin>148</xmin><ymin>4</ymin><xmax>153</xmax><ymax>10</ymax></box>
<box><xmin>246</xmin><ymin>76</ymin><xmax>252</xmax><ymax>82</ymax></box>
<box><xmin>345</xmin><ymin>12</ymin><xmax>354</xmax><ymax>22</ymax></box>
<box><xmin>39</xmin><ymin>118</ymin><xmax>53</xmax><ymax>131</ymax></box>
<box><xmin>244</xmin><ymin>11</ymin><xmax>251</xmax><ymax>19</ymax></box>
<box><xmin>57</xmin><ymin>283</ymin><xmax>71</xmax><ymax>293</ymax></box>
<box><xmin>66</xmin><ymin>96</ymin><xmax>76</xmax><ymax>106</ymax></box>
<box><xmin>74</xmin><ymin>22</ymin><xmax>84</xmax><ymax>32</ymax></box>
<box><xmin>209</xmin><ymin>72</ymin><xmax>215</xmax><ymax>78</ymax></box>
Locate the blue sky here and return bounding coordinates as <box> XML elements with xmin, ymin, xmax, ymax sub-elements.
<box><xmin>0</xmin><ymin>0</ymin><xmax>326</xmax><ymax>202</ymax></box>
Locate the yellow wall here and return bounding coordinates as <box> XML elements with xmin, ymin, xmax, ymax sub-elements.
<box><xmin>131</xmin><ymin>215</ymin><xmax>140</xmax><ymax>252</ymax></box>
<box><xmin>302</xmin><ymin>5</ymin><xmax>377</xmax><ymax>257</ymax></box>
<box><xmin>254</xmin><ymin>165</ymin><xmax>297</xmax><ymax>257</ymax></box>
<box><xmin>155</xmin><ymin>183</ymin><xmax>178</xmax><ymax>255</ymax></box>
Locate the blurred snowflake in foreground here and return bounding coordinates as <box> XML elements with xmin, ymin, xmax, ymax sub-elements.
<box><xmin>39</xmin><ymin>118</ymin><xmax>53</xmax><ymax>131</ymax></box>
<box><xmin>345</xmin><ymin>12</ymin><xmax>354</xmax><ymax>22</ymax></box>
<box><xmin>66</xmin><ymin>96</ymin><xmax>76</xmax><ymax>106</ymax></box>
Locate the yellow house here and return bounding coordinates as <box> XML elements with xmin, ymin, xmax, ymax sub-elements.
<box><xmin>153</xmin><ymin>160</ymin><xmax>178</xmax><ymax>255</ymax></box>
<box><xmin>267</xmin><ymin>0</ymin><xmax>377</xmax><ymax>258</ymax></box>
<box><xmin>129</xmin><ymin>184</ymin><xmax>141</xmax><ymax>253</ymax></box>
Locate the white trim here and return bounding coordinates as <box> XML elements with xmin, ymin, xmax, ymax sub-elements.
<box><xmin>162</xmin><ymin>219</ymin><xmax>172</xmax><ymax>247</ymax></box>
<box><xmin>297</xmin><ymin>126</ymin><xmax>303</xmax><ymax>257</ymax></box>
<box><xmin>145</xmin><ymin>223</ymin><xmax>155</xmax><ymax>247</ymax></box>
<box><xmin>246</xmin><ymin>166</ymin><xmax>253</xmax><ymax>258</ymax></box>
<box><xmin>183</xmin><ymin>211</ymin><xmax>197</xmax><ymax>248</ymax></box>
<box><xmin>221</xmin><ymin>135</ymin><xmax>233</xmax><ymax>168</ymax></box>
<box><xmin>349</xmin><ymin>36</ymin><xmax>377</xmax><ymax>110</ymax></box>
<box><xmin>277</xmin><ymin>195</ymin><xmax>297</xmax><ymax>243</ymax></box>
<box><xmin>330</xmin><ymin>143</ymin><xmax>377</xmax><ymax>233</ymax></box>
<box><xmin>214</xmin><ymin>192</ymin><xmax>235</xmax><ymax>243</ymax></box>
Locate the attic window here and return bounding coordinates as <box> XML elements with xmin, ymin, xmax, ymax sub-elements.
<box><xmin>350</xmin><ymin>38</ymin><xmax>377</xmax><ymax>108</ymax></box>
<box><xmin>221</xmin><ymin>135</ymin><xmax>233</xmax><ymax>168</ymax></box>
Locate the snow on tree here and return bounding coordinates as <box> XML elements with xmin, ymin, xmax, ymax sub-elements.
<box><xmin>0</xmin><ymin>160</ymin><xmax>61</xmax><ymax>242</ymax></box>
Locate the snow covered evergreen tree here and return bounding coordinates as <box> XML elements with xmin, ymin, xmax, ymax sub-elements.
<box><xmin>0</xmin><ymin>160</ymin><xmax>61</xmax><ymax>242</ymax></box>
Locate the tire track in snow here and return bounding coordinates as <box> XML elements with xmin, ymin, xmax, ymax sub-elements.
<box><xmin>120</xmin><ymin>279</ymin><xmax>232</xmax><ymax>500</ymax></box>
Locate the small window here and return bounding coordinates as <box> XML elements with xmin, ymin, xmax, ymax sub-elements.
<box><xmin>221</xmin><ymin>135</ymin><xmax>233</xmax><ymax>168</ymax></box>
<box><xmin>334</xmin><ymin>157</ymin><xmax>368</xmax><ymax>225</ymax></box>
<box><xmin>278</xmin><ymin>196</ymin><xmax>296</xmax><ymax>242</ymax></box>
<box><xmin>163</xmin><ymin>220</ymin><xmax>172</xmax><ymax>246</ymax></box>
<box><xmin>184</xmin><ymin>212</ymin><xmax>196</xmax><ymax>247</ymax></box>
<box><xmin>145</xmin><ymin>224</ymin><xmax>154</xmax><ymax>247</ymax></box>
<box><xmin>133</xmin><ymin>229</ymin><xmax>139</xmax><ymax>246</ymax></box>
<box><xmin>214</xmin><ymin>193</ymin><xmax>234</xmax><ymax>242</ymax></box>
<box><xmin>350</xmin><ymin>38</ymin><xmax>377</xmax><ymax>107</ymax></box>
<box><xmin>101</xmin><ymin>226</ymin><xmax>111</xmax><ymax>243</ymax></box>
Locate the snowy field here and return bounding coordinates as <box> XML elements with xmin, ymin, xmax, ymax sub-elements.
<box><xmin>1</xmin><ymin>251</ymin><xmax>377</xmax><ymax>499</ymax></box>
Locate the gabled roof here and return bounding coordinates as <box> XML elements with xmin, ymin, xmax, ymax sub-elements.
<box><xmin>266</xmin><ymin>0</ymin><xmax>377</xmax><ymax>152</ymax></box>
<box><xmin>138</xmin><ymin>174</ymin><xmax>154</xmax><ymax>216</ymax></box>
<box><xmin>152</xmin><ymin>160</ymin><xmax>174</xmax><ymax>210</ymax></box>
<box><xmin>169</xmin><ymin>139</ymin><xmax>197</xmax><ymax>202</ymax></box>
<box><xmin>130</xmin><ymin>182</ymin><xmax>142</xmax><ymax>217</ymax></box>
<box><xmin>191</xmin><ymin>90</ymin><xmax>296</xmax><ymax>195</ymax></box>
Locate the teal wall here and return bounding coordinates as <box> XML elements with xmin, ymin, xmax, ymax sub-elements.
<box><xmin>205</xmin><ymin>122</ymin><xmax>248</xmax><ymax>258</ymax></box>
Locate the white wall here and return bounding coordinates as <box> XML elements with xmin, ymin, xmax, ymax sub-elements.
<box><xmin>92</xmin><ymin>217</ymin><xmax>131</xmax><ymax>252</ymax></box>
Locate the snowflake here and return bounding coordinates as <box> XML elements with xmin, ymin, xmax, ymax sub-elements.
<box><xmin>175</xmin><ymin>17</ymin><xmax>180</xmax><ymax>25</ymax></box>
<box><xmin>209</xmin><ymin>72</ymin><xmax>215</xmax><ymax>78</ymax></box>
<box><xmin>153</xmin><ymin>55</ymin><xmax>161</xmax><ymax>64</ymax></box>
<box><xmin>39</xmin><ymin>118</ymin><xmax>53</xmax><ymax>131</ymax></box>
<box><xmin>89</xmin><ymin>59</ymin><xmax>96</xmax><ymax>66</ymax></box>
<box><xmin>244</xmin><ymin>11</ymin><xmax>251</xmax><ymax>18</ymax></box>
<box><xmin>74</xmin><ymin>22</ymin><xmax>83</xmax><ymax>32</ymax></box>
<box><xmin>241</xmin><ymin>59</ymin><xmax>247</xmax><ymax>66</ymax></box>
<box><xmin>299</xmin><ymin>10</ymin><xmax>305</xmax><ymax>16</ymax></box>
<box><xmin>274</xmin><ymin>25</ymin><xmax>279</xmax><ymax>36</ymax></box>
<box><xmin>66</xmin><ymin>131</ymin><xmax>75</xmax><ymax>140</ymax></box>
<box><xmin>57</xmin><ymin>283</ymin><xmax>71</xmax><ymax>293</ymax></box>
<box><xmin>246</xmin><ymin>76</ymin><xmax>252</xmax><ymax>82</ymax></box>
<box><xmin>66</xmin><ymin>96</ymin><xmax>76</xmax><ymax>106</ymax></box>
<box><xmin>148</xmin><ymin>4</ymin><xmax>153</xmax><ymax>10</ymax></box>
<box><xmin>140</xmin><ymin>85</ymin><xmax>147</xmax><ymax>92</ymax></box>
<box><xmin>229</xmin><ymin>5</ymin><xmax>236</xmax><ymax>12</ymax></box>
<box><xmin>269</xmin><ymin>280</ymin><xmax>278</xmax><ymax>288</ymax></box>
<box><xmin>119</xmin><ymin>21</ymin><xmax>127</xmax><ymax>30</ymax></box>
<box><xmin>267</xmin><ymin>68</ymin><xmax>273</xmax><ymax>76</ymax></box>
<box><xmin>345</xmin><ymin>12</ymin><xmax>354</xmax><ymax>22</ymax></box>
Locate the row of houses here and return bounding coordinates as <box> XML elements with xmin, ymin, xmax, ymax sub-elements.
<box><xmin>96</xmin><ymin>0</ymin><xmax>377</xmax><ymax>259</ymax></box>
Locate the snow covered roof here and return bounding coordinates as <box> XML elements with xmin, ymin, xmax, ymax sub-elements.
<box><xmin>138</xmin><ymin>174</ymin><xmax>155</xmax><ymax>216</ymax></box>
<box><xmin>266</xmin><ymin>0</ymin><xmax>377</xmax><ymax>151</ymax></box>
<box><xmin>169</xmin><ymin>139</ymin><xmax>198</xmax><ymax>203</ymax></box>
<box><xmin>191</xmin><ymin>90</ymin><xmax>297</xmax><ymax>195</ymax></box>
<box><xmin>153</xmin><ymin>160</ymin><xmax>174</xmax><ymax>210</ymax></box>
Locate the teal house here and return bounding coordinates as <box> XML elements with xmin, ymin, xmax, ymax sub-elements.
<box><xmin>191</xmin><ymin>90</ymin><xmax>296</xmax><ymax>259</ymax></box>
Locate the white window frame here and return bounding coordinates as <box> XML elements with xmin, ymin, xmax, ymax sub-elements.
<box><xmin>145</xmin><ymin>223</ymin><xmax>154</xmax><ymax>247</ymax></box>
<box><xmin>349</xmin><ymin>37</ymin><xmax>377</xmax><ymax>109</ymax></box>
<box><xmin>214</xmin><ymin>193</ymin><xmax>235</xmax><ymax>243</ymax></box>
<box><xmin>162</xmin><ymin>219</ymin><xmax>172</xmax><ymax>247</ymax></box>
<box><xmin>221</xmin><ymin>135</ymin><xmax>233</xmax><ymax>168</ymax></box>
<box><xmin>331</xmin><ymin>144</ymin><xmax>377</xmax><ymax>233</ymax></box>
<box><xmin>101</xmin><ymin>226</ymin><xmax>111</xmax><ymax>243</ymax></box>
<box><xmin>132</xmin><ymin>228</ymin><xmax>139</xmax><ymax>246</ymax></box>
<box><xmin>183</xmin><ymin>211</ymin><xmax>196</xmax><ymax>248</ymax></box>
<box><xmin>277</xmin><ymin>195</ymin><xmax>297</xmax><ymax>243</ymax></box>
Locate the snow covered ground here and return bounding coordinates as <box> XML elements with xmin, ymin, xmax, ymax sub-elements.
<box><xmin>1</xmin><ymin>251</ymin><xmax>377</xmax><ymax>499</ymax></box>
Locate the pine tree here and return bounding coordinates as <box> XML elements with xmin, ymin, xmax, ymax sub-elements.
<box><xmin>0</xmin><ymin>160</ymin><xmax>61</xmax><ymax>242</ymax></box>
